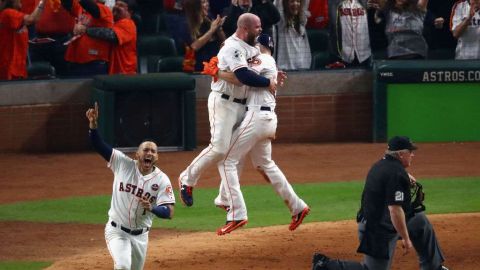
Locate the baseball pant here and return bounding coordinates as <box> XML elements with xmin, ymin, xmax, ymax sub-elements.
<box><xmin>218</xmin><ymin>107</ymin><xmax>307</xmax><ymax>221</ymax></box>
<box><xmin>105</xmin><ymin>221</ymin><xmax>149</xmax><ymax>270</ymax></box>
<box><xmin>180</xmin><ymin>91</ymin><xmax>245</xmax><ymax>187</ymax></box>
<box><xmin>320</xmin><ymin>212</ymin><xmax>444</xmax><ymax>270</ymax></box>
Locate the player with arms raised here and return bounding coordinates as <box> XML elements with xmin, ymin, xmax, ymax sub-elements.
<box><xmin>86</xmin><ymin>102</ymin><xmax>175</xmax><ymax>270</ymax></box>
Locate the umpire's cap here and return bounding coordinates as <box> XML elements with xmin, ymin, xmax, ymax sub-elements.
<box><xmin>257</xmin><ymin>33</ymin><xmax>274</xmax><ymax>54</ymax></box>
<box><xmin>388</xmin><ymin>136</ymin><xmax>418</xmax><ymax>151</ymax></box>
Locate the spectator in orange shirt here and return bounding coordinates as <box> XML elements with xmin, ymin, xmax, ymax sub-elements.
<box><xmin>75</xmin><ymin>0</ymin><xmax>137</xmax><ymax>74</ymax></box>
<box><xmin>61</xmin><ymin>0</ymin><xmax>113</xmax><ymax>76</ymax></box>
<box><xmin>30</xmin><ymin>0</ymin><xmax>76</xmax><ymax>77</ymax></box>
<box><xmin>0</xmin><ymin>0</ymin><xmax>45</xmax><ymax>80</ymax></box>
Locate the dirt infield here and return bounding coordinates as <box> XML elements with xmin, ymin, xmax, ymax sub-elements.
<box><xmin>1</xmin><ymin>142</ymin><xmax>480</xmax><ymax>269</ymax></box>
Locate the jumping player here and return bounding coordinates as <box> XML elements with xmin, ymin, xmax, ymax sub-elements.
<box><xmin>178</xmin><ymin>13</ymin><xmax>277</xmax><ymax>208</ymax></box>
<box><xmin>211</xmin><ymin>34</ymin><xmax>309</xmax><ymax>235</ymax></box>
<box><xmin>86</xmin><ymin>102</ymin><xmax>175</xmax><ymax>270</ymax></box>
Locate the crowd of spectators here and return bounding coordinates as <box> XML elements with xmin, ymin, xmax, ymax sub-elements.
<box><xmin>0</xmin><ymin>0</ymin><xmax>478</xmax><ymax>81</ymax></box>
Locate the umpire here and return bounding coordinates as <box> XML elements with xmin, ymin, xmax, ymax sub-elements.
<box><xmin>313</xmin><ymin>136</ymin><xmax>448</xmax><ymax>270</ymax></box>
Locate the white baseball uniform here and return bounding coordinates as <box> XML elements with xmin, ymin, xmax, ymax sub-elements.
<box><xmin>105</xmin><ymin>149</ymin><xmax>175</xmax><ymax>270</ymax></box>
<box><xmin>216</xmin><ymin>53</ymin><xmax>307</xmax><ymax>222</ymax></box>
<box><xmin>179</xmin><ymin>33</ymin><xmax>259</xmax><ymax>187</ymax></box>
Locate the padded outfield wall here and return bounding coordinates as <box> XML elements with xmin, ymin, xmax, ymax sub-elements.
<box><xmin>373</xmin><ymin>60</ymin><xmax>480</xmax><ymax>143</ymax></box>
<box><xmin>0</xmin><ymin>69</ymin><xmax>372</xmax><ymax>152</ymax></box>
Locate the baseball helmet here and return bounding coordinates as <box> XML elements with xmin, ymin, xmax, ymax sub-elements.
<box><xmin>257</xmin><ymin>33</ymin><xmax>274</xmax><ymax>54</ymax></box>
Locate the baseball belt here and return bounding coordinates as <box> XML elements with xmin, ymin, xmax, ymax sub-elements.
<box><xmin>221</xmin><ymin>93</ymin><xmax>247</xmax><ymax>105</ymax></box>
<box><xmin>246</xmin><ymin>106</ymin><xmax>271</xmax><ymax>111</ymax></box>
<box><xmin>110</xmin><ymin>221</ymin><xmax>149</xmax><ymax>236</ymax></box>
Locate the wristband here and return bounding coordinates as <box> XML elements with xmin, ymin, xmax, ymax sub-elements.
<box><xmin>151</xmin><ymin>205</ymin><xmax>171</xmax><ymax>219</ymax></box>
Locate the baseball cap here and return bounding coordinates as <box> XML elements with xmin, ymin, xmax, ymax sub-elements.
<box><xmin>257</xmin><ymin>33</ymin><xmax>274</xmax><ymax>54</ymax></box>
<box><xmin>388</xmin><ymin>136</ymin><xmax>418</xmax><ymax>151</ymax></box>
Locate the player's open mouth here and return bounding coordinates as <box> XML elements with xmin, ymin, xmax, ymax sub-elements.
<box><xmin>144</xmin><ymin>157</ymin><xmax>152</xmax><ymax>165</ymax></box>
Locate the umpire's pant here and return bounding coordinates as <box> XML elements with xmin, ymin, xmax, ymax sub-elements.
<box><xmin>319</xmin><ymin>212</ymin><xmax>445</xmax><ymax>270</ymax></box>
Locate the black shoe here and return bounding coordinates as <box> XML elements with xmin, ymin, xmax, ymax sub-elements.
<box><xmin>312</xmin><ymin>252</ymin><xmax>329</xmax><ymax>270</ymax></box>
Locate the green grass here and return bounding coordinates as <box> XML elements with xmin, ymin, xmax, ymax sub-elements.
<box><xmin>1</xmin><ymin>177</ymin><xmax>479</xmax><ymax>269</ymax></box>
<box><xmin>0</xmin><ymin>177</ymin><xmax>479</xmax><ymax>232</ymax></box>
<box><xmin>0</xmin><ymin>261</ymin><xmax>51</xmax><ymax>270</ymax></box>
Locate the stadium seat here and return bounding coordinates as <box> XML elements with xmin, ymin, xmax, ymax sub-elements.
<box><xmin>307</xmin><ymin>29</ymin><xmax>332</xmax><ymax>69</ymax></box>
<box><xmin>137</xmin><ymin>35</ymin><xmax>178</xmax><ymax>73</ymax></box>
<box><xmin>27</xmin><ymin>61</ymin><xmax>56</xmax><ymax>80</ymax></box>
<box><xmin>156</xmin><ymin>56</ymin><xmax>184</xmax><ymax>72</ymax></box>
<box><xmin>137</xmin><ymin>11</ymin><xmax>167</xmax><ymax>35</ymax></box>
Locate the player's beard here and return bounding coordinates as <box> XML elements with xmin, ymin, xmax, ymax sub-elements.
<box><xmin>246</xmin><ymin>32</ymin><xmax>257</xmax><ymax>47</ymax></box>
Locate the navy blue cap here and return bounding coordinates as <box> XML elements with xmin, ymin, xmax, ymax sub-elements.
<box><xmin>388</xmin><ymin>136</ymin><xmax>418</xmax><ymax>151</ymax></box>
<box><xmin>257</xmin><ymin>33</ymin><xmax>274</xmax><ymax>54</ymax></box>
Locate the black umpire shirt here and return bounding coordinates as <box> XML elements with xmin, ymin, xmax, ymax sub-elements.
<box><xmin>359</xmin><ymin>154</ymin><xmax>412</xmax><ymax>234</ymax></box>
<box><xmin>356</xmin><ymin>155</ymin><xmax>413</xmax><ymax>258</ymax></box>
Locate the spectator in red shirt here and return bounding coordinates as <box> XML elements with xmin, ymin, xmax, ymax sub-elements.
<box><xmin>29</xmin><ymin>0</ymin><xmax>76</xmax><ymax>77</ymax></box>
<box><xmin>0</xmin><ymin>0</ymin><xmax>45</xmax><ymax>80</ymax></box>
<box><xmin>76</xmin><ymin>0</ymin><xmax>137</xmax><ymax>74</ymax></box>
<box><xmin>61</xmin><ymin>0</ymin><xmax>113</xmax><ymax>76</ymax></box>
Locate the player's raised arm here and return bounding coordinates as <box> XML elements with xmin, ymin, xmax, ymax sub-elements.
<box><xmin>86</xmin><ymin>102</ymin><xmax>113</xmax><ymax>161</ymax></box>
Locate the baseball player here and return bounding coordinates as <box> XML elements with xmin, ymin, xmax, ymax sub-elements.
<box><xmin>86</xmin><ymin>102</ymin><xmax>175</xmax><ymax>270</ymax></box>
<box><xmin>312</xmin><ymin>136</ymin><xmax>448</xmax><ymax>270</ymax></box>
<box><xmin>178</xmin><ymin>13</ymin><xmax>278</xmax><ymax>207</ymax></box>
<box><xmin>210</xmin><ymin>34</ymin><xmax>309</xmax><ymax>235</ymax></box>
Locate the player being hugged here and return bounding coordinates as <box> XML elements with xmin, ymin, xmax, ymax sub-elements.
<box><xmin>86</xmin><ymin>102</ymin><xmax>175</xmax><ymax>270</ymax></box>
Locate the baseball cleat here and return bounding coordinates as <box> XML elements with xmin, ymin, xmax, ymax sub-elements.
<box><xmin>217</xmin><ymin>220</ymin><xmax>248</xmax><ymax>235</ymax></box>
<box><xmin>289</xmin><ymin>206</ymin><xmax>310</xmax><ymax>231</ymax></box>
<box><xmin>178</xmin><ymin>177</ymin><xmax>194</xmax><ymax>207</ymax></box>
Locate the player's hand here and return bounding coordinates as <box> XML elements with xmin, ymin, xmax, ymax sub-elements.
<box><xmin>86</xmin><ymin>102</ymin><xmax>99</xmax><ymax>129</ymax></box>
<box><xmin>401</xmin><ymin>238</ymin><xmax>413</xmax><ymax>255</ymax></box>
<box><xmin>268</xmin><ymin>79</ymin><xmax>277</xmax><ymax>95</ymax></box>
<box><xmin>138</xmin><ymin>196</ymin><xmax>153</xmax><ymax>211</ymax></box>
<box><xmin>277</xmin><ymin>70</ymin><xmax>287</xmax><ymax>87</ymax></box>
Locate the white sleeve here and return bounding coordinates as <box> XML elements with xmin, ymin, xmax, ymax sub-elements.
<box><xmin>262</xmin><ymin>56</ymin><xmax>278</xmax><ymax>80</ymax></box>
<box><xmin>221</xmin><ymin>45</ymin><xmax>249</xmax><ymax>71</ymax></box>
<box><xmin>155</xmin><ymin>174</ymin><xmax>176</xmax><ymax>205</ymax></box>
<box><xmin>451</xmin><ymin>4</ymin><xmax>465</xmax><ymax>31</ymax></box>
<box><xmin>108</xmin><ymin>149</ymin><xmax>131</xmax><ymax>174</ymax></box>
